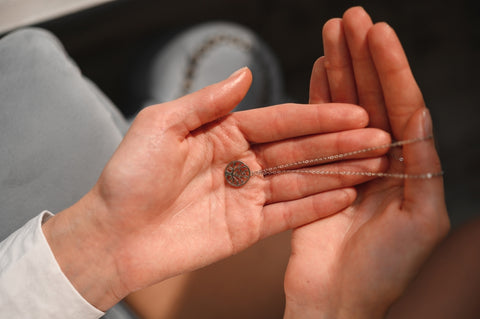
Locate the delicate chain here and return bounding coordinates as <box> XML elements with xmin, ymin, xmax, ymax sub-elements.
<box><xmin>257</xmin><ymin>169</ymin><xmax>443</xmax><ymax>179</ymax></box>
<box><xmin>251</xmin><ymin>135</ymin><xmax>442</xmax><ymax>179</ymax></box>
<box><xmin>224</xmin><ymin>135</ymin><xmax>443</xmax><ymax>187</ymax></box>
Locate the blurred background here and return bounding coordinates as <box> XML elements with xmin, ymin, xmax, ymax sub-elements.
<box><xmin>1</xmin><ymin>0</ymin><xmax>478</xmax><ymax>226</ymax></box>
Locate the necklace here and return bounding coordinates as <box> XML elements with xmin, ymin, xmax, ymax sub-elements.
<box><xmin>224</xmin><ymin>135</ymin><xmax>443</xmax><ymax>187</ymax></box>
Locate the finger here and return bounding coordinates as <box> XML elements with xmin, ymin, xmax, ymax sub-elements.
<box><xmin>403</xmin><ymin>108</ymin><xmax>445</xmax><ymax>216</ymax></box>
<box><xmin>368</xmin><ymin>23</ymin><xmax>426</xmax><ymax>140</ymax></box>
<box><xmin>323</xmin><ymin>18</ymin><xmax>358</xmax><ymax>104</ymax></box>
<box><xmin>234</xmin><ymin>103</ymin><xmax>369</xmax><ymax>143</ymax></box>
<box><xmin>263</xmin><ymin>157</ymin><xmax>388</xmax><ymax>204</ymax></box>
<box><xmin>309</xmin><ymin>57</ymin><xmax>331</xmax><ymax>104</ymax></box>
<box><xmin>157</xmin><ymin>67</ymin><xmax>252</xmax><ymax>135</ymax></box>
<box><xmin>260</xmin><ymin>188</ymin><xmax>357</xmax><ymax>239</ymax></box>
<box><xmin>252</xmin><ymin>127</ymin><xmax>391</xmax><ymax>171</ymax></box>
<box><xmin>342</xmin><ymin>7</ymin><xmax>390</xmax><ymax>131</ymax></box>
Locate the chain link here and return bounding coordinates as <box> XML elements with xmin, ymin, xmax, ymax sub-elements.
<box><xmin>250</xmin><ymin>135</ymin><xmax>443</xmax><ymax>179</ymax></box>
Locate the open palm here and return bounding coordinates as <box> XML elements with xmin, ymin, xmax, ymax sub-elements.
<box><xmin>57</xmin><ymin>67</ymin><xmax>392</xmax><ymax>309</ymax></box>
<box><xmin>284</xmin><ymin>7</ymin><xmax>450</xmax><ymax>319</ymax></box>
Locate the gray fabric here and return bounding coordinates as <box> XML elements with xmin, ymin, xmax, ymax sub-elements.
<box><xmin>103</xmin><ymin>302</ymin><xmax>139</xmax><ymax>319</ymax></box>
<box><xmin>0</xmin><ymin>28</ymin><xmax>126</xmax><ymax>240</ymax></box>
<box><xmin>0</xmin><ymin>28</ymin><xmax>134</xmax><ymax>318</ymax></box>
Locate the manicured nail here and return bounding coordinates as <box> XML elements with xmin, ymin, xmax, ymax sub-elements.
<box><xmin>423</xmin><ymin>108</ymin><xmax>433</xmax><ymax>136</ymax></box>
<box><xmin>228</xmin><ymin>67</ymin><xmax>248</xmax><ymax>79</ymax></box>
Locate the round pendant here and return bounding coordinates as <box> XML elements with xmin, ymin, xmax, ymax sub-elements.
<box><xmin>224</xmin><ymin>161</ymin><xmax>251</xmax><ymax>187</ymax></box>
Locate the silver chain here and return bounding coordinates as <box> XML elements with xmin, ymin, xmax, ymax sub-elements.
<box><xmin>256</xmin><ymin>169</ymin><xmax>443</xmax><ymax>179</ymax></box>
<box><xmin>250</xmin><ymin>135</ymin><xmax>443</xmax><ymax>179</ymax></box>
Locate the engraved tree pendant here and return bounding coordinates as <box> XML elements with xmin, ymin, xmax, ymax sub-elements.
<box><xmin>224</xmin><ymin>161</ymin><xmax>251</xmax><ymax>187</ymax></box>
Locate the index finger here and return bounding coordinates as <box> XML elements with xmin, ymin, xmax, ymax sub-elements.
<box><xmin>343</xmin><ymin>7</ymin><xmax>390</xmax><ymax>131</ymax></box>
<box><xmin>233</xmin><ymin>103</ymin><xmax>369</xmax><ymax>143</ymax></box>
<box><xmin>368</xmin><ymin>22</ymin><xmax>426</xmax><ymax>140</ymax></box>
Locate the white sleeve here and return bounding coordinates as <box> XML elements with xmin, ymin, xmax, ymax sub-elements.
<box><xmin>0</xmin><ymin>211</ymin><xmax>105</xmax><ymax>318</ymax></box>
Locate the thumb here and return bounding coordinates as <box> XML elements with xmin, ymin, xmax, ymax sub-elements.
<box><xmin>166</xmin><ymin>67</ymin><xmax>252</xmax><ymax>133</ymax></box>
<box><xmin>403</xmin><ymin>107</ymin><xmax>446</xmax><ymax>213</ymax></box>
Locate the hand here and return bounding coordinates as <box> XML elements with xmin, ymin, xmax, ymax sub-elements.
<box><xmin>284</xmin><ymin>7</ymin><xmax>450</xmax><ymax>319</ymax></box>
<box><xmin>42</xmin><ymin>67</ymin><xmax>388</xmax><ymax>311</ymax></box>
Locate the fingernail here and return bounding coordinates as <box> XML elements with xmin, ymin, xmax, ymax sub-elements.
<box><xmin>378</xmin><ymin>21</ymin><xmax>392</xmax><ymax>30</ymax></box>
<box><xmin>423</xmin><ymin>108</ymin><xmax>433</xmax><ymax>136</ymax></box>
<box><xmin>228</xmin><ymin>66</ymin><xmax>248</xmax><ymax>79</ymax></box>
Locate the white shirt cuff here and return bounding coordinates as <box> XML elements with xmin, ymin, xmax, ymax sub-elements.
<box><xmin>0</xmin><ymin>211</ymin><xmax>105</xmax><ymax>318</ymax></box>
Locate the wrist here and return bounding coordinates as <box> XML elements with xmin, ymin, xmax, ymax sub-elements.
<box><xmin>284</xmin><ymin>298</ymin><xmax>386</xmax><ymax>319</ymax></box>
<box><xmin>284</xmin><ymin>301</ymin><xmax>329</xmax><ymax>319</ymax></box>
<box><xmin>42</xmin><ymin>192</ymin><xmax>127</xmax><ymax>311</ymax></box>
<box><xmin>284</xmin><ymin>298</ymin><xmax>341</xmax><ymax>319</ymax></box>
